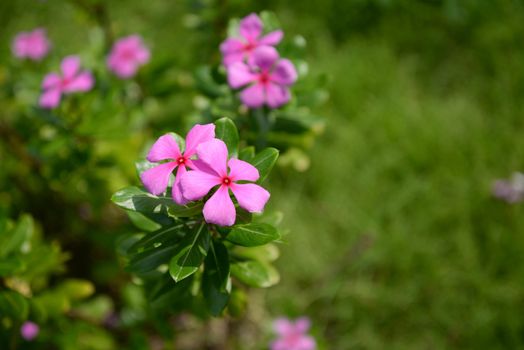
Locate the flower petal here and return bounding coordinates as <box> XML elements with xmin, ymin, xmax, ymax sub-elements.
<box><xmin>259</xmin><ymin>30</ymin><xmax>283</xmax><ymax>46</ymax></box>
<box><xmin>266</xmin><ymin>83</ymin><xmax>290</xmax><ymax>108</ymax></box>
<box><xmin>39</xmin><ymin>88</ymin><xmax>61</xmax><ymax>109</ymax></box>
<box><xmin>228</xmin><ymin>158</ymin><xmax>259</xmax><ymax>182</ymax></box>
<box><xmin>63</xmin><ymin>71</ymin><xmax>94</xmax><ymax>92</ymax></box>
<box><xmin>180</xmin><ymin>169</ymin><xmax>221</xmax><ymax>201</ymax></box>
<box><xmin>184</xmin><ymin>123</ymin><xmax>216</xmax><ymax>157</ymax></box>
<box><xmin>220</xmin><ymin>38</ymin><xmax>244</xmax><ymax>55</ymax></box>
<box><xmin>146</xmin><ymin>134</ymin><xmax>181</xmax><ymax>162</ymax></box>
<box><xmin>273</xmin><ymin>318</ymin><xmax>294</xmax><ymax>336</ymax></box>
<box><xmin>223</xmin><ymin>51</ymin><xmax>246</xmax><ymax>66</ymax></box>
<box><xmin>61</xmin><ymin>55</ymin><xmax>81</xmax><ymax>78</ymax></box>
<box><xmin>294</xmin><ymin>317</ymin><xmax>311</xmax><ymax>333</ymax></box>
<box><xmin>203</xmin><ymin>186</ymin><xmax>236</xmax><ymax>226</ymax></box>
<box><xmin>140</xmin><ymin>162</ymin><xmax>177</xmax><ymax>195</ymax></box>
<box><xmin>240</xmin><ymin>83</ymin><xmax>265</xmax><ymax>108</ymax></box>
<box><xmin>196</xmin><ymin>139</ymin><xmax>229</xmax><ymax>177</ymax></box>
<box><xmin>239</xmin><ymin>13</ymin><xmax>263</xmax><ymax>40</ymax></box>
<box><xmin>227</xmin><ymin>62</ymin><xmax>256</xmax><ymax>89</ymax></box>
<box><xmin>297</xmin><ymin>336</ymin><xmax>316</xmax><ymax>350</ymax></box>
<box><xmin>230</xmin><ymin>183</ymin><xmax>270</xmax><ymax>213</ymax></box>
<box><xmin>42</xmin><ymin>73</ymin><xmax>61</xmax><ymax>89</ymax></box>
<box><xmin>172</xmin><ymin>166</ymin><xmax>189</xmax><ymax>205</ymax></box>
<box><xmin>252</xmin><ymin>46</ymin><xmax>279</xmax><ymax>70</ymax></box>
<box><xmin>271</xmin><ymin>59</ymin><xmax>297</xmax><ymax>86</ymax></box>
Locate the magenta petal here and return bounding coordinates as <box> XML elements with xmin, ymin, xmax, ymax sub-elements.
<box><xmin>172</xmin><ymin>166</ymin><xmax>189</xmax><ymax>205</ymax></box>
<box><xmin>227</xmin><ymin>62</ymin><xmax>256</xmax><ymax>89</ymax></box>
<box><xmin>195</xmin><ymin>139</ymin><xmax>229</xmax><ymax>177</ymax></box>
<box><xmin>273</xmin><ymin>318</ymin><xmax>294</xmax><ymax>336</ymax></box>
<box><xmin>252</xmin><ymin>46</ymin><xmax>279</xmax><ymax>70</ymax></box>
<box><xmin>42</xmin><ymin>73</ymin><xmax>61</xmax><ymax>89</ymax></box>
<box><xmin>259</xmin><ymin>30</ymin><xmax>283</xmax><ymax>46</ymax></box>
<box><xmin>228</xmin><ymin>158</ymin><xmax>259</xmax><ymax>182</ymax></box>
<box><xmin>39</xmin><ymin>88</ymin><xmax>61</xmax><ymax>109</ymax></box>
<box><xmin>240</xmin><ymin>83</ymin><xmax>265</xmax><ymax>108</ymax></box>
<box><xmin>203</xmin><ymin>186</ymin><xmax>236</xmax><ymax>226</ymax></box>
<box><xmin>294</xmin><ymin>317</ymin><xmax>311</xmax><ymax>333</ymax></box>
<box><xmin>239</xmin><ymin>13</ymin><xmax>263</xmax><ymax>40</ymax></box>
<box><xmin>231</xmin><ymin>183</ymin><xmax>270</xmax><ymax>213</ymax></box>
<box><xmin>266</xmin><ymin>83</ymin><xmax>290</xmax><ymax>108</ymax></box>
<box><xmin>220</xmin><ymin>38</ymin><xmax>244</xmax><ymax>54</ymax></box>
<box><xmin>184</xmin><ymin>123</ymin><xmax>216</xmax><ymax>157</ymax></box>
<box><xmin>140</xmin><ymin>162</ymin><xmax>177</xmax><ymax>195</ymax></box>
<box><xmin>180</xmin><ymin>169</ymin><xmax>221</xmax><ymax>201</ymax></box>
<box><xmin>271</xmin><ymin>59</ymin><xmax>298</xmax><ymax>86</ymax></box>
<box><xmin>64</xmin><ymin>71</ymin><xmax>94</xmax><ymax>92</ymax></box>
<box><xmin>297</xmin><ymin>336</ymin><xmax>316</xmax><ymax>350</ymax></box>
<box><xmin>147</xmin><ymin>134</ymin><xmax>181</xmax><ymax>162</ymax></box>
<box><xmin>61</xmin><ymin>55</ymin><xmax>81</xmax><ymax>78</ymax></box>
<box><xmin>223</xmin><ymin>52</ymin><xmax>246</xmax><ymax>66</ymax></box>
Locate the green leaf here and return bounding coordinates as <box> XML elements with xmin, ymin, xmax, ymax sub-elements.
<box><xmin>0</xmin><ymin>214</ymin><xmax>33</xmax><ymax>258</ymax></box>
<box><xmin>128</xmin><ymin>244</ymin><xmax>180</xmax><ymax>274</ymax></box>
<box><xmin>128</xmin><ymin>222</ymin><xmax>189</xmax><ymax>254</ymax></box>
<box><xmin>239</xmin><ymin>146</ymin><xmax>256</xmax><ymax>162</ymax></box>
<box><xmin>215</xmin><ymin>117</ymin><xmax>239</xmax><ymax>158</ymax></box>
<box><xmin>0</xmin><ymin>291</ymin><xmax>29</xmax><ymax>321</ymax></box>
<box><xmin>167</xmin><ymin>202</ymin><xmax>204</xmax><ymax>218</ymax></box>
<box><xmin>127</xmin><ymin>211</ymin><xmax>162</xmax><ymax>232</ymax></box>
<box><xmin>169</xmin><ymin>223</ymin><xmax>210</xmax><ymax>282</ymax></box>
<box><xmin>230</xmin><ymin>260</ymin><xmax>280</xmax><ymax>288</ymax></box>
<box><xmin>232</xmin><ymin>244</ymin><xmax>280</xmax><ymax>263</ymax></box>
<box><xmin>226</xmin><ymin>223</ymin><xmax>280</xmax><ymax>247</ymax></box>
<box><xmin>0</xmin><ymin>256</ymin><xmax>25</xmax><ymax>276</ymax></box>
<box><xmin>194</xmin><ymin>66</ymin><xmax>227</xmax><ymax>98</ymax></box>
<box><xmin>203</xmin><ymin>241</ymin><xmax>230</xmax><ymax>316</ymax></box>
<box><xmin>112</xmin><ymin>186</ymin><xmax>175</xmax><ymax>213</ymax></box>
<box><xmin>251</xmin><ymin>148</ymin><xmax>279</xmax><ymax>183</ymax></box>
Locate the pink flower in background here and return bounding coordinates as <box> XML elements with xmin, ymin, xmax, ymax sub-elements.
<box><xmin>20</xmin><ymin>321</ymin><xmax>39</xmax><ymax>341</ymax></box>
<box><xmin>140</xmin><ymin>124</ymin><xmax>216</xmax><ymax>205</ymax></box>
<box><xmin>492</xmin><ymin>172</ymin><xmax>524</xmax><ymax>203</ymax></box>
<box><xmin>107</xmin><ymin>35</ymin><xmax>150</xmax><ymax>78</ymax></box>
<box><xmin>271</xmin><ymin>317</ymin><xmax>316</xmax><ymax>350</ymax></box>
<box><xmin>220</xmin><ymin>13</ymin><xmax>283</xmax><ymax>66</ymax></box>
<box><xmin>180</xmin><ymin>139</ymin><xmax>270</xmax><ymax>226</ymax></box>
<box><xmin>227</xmin><ymin>46</ymin><xmax>297</xmax><ymax>108</ymax></box>
<box><xmin>12</xmin><ymin>28</ymin><xmax>50</xmax><ymax>61</ymax></box>
<box><xmin>39</xmin><ymin>55</ymin><xmax>94</xmax><ymax>109</ymax></box>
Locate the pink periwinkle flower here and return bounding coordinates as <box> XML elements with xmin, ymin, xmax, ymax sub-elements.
<box><xmin>227</xmin><ymin>46</ymin><xmax>297</xmax><ymax>109</ymax></box>
<box><xmin>140</xmin><ymin>124</ymin><xmax>216</xmax><ymax>205</ymax></box>
<box><xmin>271</xmin><ymin>317</ymin><xmax>316</xmax><ymax>350</ymax></box>
<box><xmin>39</xmin><ymin>55</ymin><xmax>94</xmax><ymax>109</ymax></box>
<box><xmin>20</xmin><ymin>321</ymin><xmax>39</xmax><ymax>341</ymax></box>
<box><xmin>107</xmin><ymin>35</ymin><xmax>150</xmax><ymax>78</ymax></box>
<box><xmin>12</xmin><ymin>28</ymin><xmax>50</xmax><ymax>61</ymax></box>
<box><xmin>180</xmin><ymin>139</ymin><xmax>270</xmax><ymax>227</ymax></box>
<box><xmin>220</xmin><ymin>13</ymin><xmax>283</xmax><ymax>66</ymax></box>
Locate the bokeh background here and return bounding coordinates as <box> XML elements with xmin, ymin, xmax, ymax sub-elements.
<box><xmin>2</xmin><ymin>0</ymin><xmax>524</xmax><ymax>349</ymax></box>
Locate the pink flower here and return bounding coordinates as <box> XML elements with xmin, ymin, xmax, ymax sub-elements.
<box><xmin>271</xmin><ymin>317</ymin><xmax>316</xmax><ymax>350</ymax></box>
<box><xmin>12</xmin><ymin>28</ymin><xmax>50</xmax><ymax>61</ymax></box>
<box><xmin>227</xmin><ymin>46</ymin><xmax>297</xmax><ymax>109</ymax></box>
<box><xmin>220</xmin><ymin>13</ymin><xmax>283</xmax><ymax>66</ymax></box>
<box><xmin>107</xmin><ymin>35</ymin><xmax>150</xmax><ymax>78</ymax></box>
<box><xmin>39</xmin><ymin>55</ymin><xmax>94</xmax><ymax>109</ymax></box>
<box><xmin>140</xmin><ymin>124</ymin><xmax>216</xmax><ymax>205</ymax></box>
<box><xmin>180</xmin><ymin>139</ymin><xmax>270</xmax><ymax>227</ymax></box>
<box><xmin>20</xmin><ymin>321</ymin><xmax>39</xmax><ymax>341</ymax></box>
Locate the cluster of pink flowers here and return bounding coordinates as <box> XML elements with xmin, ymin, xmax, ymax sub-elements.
<box><xmin>12</xmin><ymin>29</ymin><xmax>150</xmax><ymax>109</ymax></box>
<box><xmin>271</xmin><ymin>317</ymin><xmax>316</xmax><ymax>350</ymax></box>
<box><xmin>140</xmin><ymin>123</ymin><xmax>270</xmax><ymax>227</ymax></box>
<box><xmin>222</xmin><ymin>13</ymin><xmax>297</xmax><ymax>109</ymax></box>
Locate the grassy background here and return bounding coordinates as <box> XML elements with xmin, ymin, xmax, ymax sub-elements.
<box><xmin>3</xmin><ymin>0</ymin><xmax>524</xmax><ymax>349</ymax></box>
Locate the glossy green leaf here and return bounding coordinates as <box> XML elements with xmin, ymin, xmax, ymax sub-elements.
<box><xmin>0</xmin><ymin>291</ymin><xmax>29</xmax><ymax>321</ymax></box>
<box><xmin>169</xmin><ymin>223</ymin><xmax>210</xmax><ymax>282</ymax></box>
<box><xmin>203</xmin><ymin>241</ymin><xmax>230</xmax><ymax>316</ymax></box>
<box><xmin>127</xmin><ymin>211</ymin><xmax>162</xmax><ymax>232</ymax></box>
<box><xmin>239</xmin><ymin>146</ymin><xmax>256</xmax><ymax>162</ymax></box>
<box><xmin>232</xmin><ymin>244</ymin><xmax>280</xmax><ymax>263</ymax></box>
<box><xmin>128</xmin><ymin>222</ymin><xmax>189</xmax><ymax>254</ymax></box>
<box><xmin>226</xmin><ymin>223</ymin><xmax>280</xmax><ymax>247</ymax></box>
<box><xmin>128</xmin><ymin>244</ymin><xmax>180</xmax><ymax>274</ymax></box>
<box><xmin>230</xmin><ymin>260</ymin><xmax>280</xmax><ymax>288</ymax></box>
<box><xmin>167</xmin><ymin>202</ymin><xmax>204</xmax><ymax>218</ymax></box>
<box><xmin>215</xmin><ymin>117</ymin><xmax>239</xmax><ymax>158</ymax></box>
<box><xmin>251</xmin><ymin>148</ymin><xmax>279</xmax><ymax>183</ymax></box>
<box><xmin>111</xmin><ymin>186</ymin><xmax>175</xmax><ymax>213</ymax></box>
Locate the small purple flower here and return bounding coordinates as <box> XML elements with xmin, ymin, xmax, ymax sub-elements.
<box><xmin>271</xmin><ymin>317</ymin><xmax>316</xmax><ymax>350</ymax></box>
<box><xmin>220</xmin><ymin>13</ymin><xmax>283</xmax><ymax>66</ymax></box>
<box><xmin>20</xmin><ymin>321</ymin><xmax>39</xmax><ymax>341</ymax></box>
<box><xmin>227</xmin><ymin>46</ymin><xmax>297</xmax><ymax>109</ymax></box>
<box><xmin>107</xmin><ymin>35</ymin><xmax>150</xmax><ymax>78</ymax></box>
<box><xmin>12</xmin><ymin>28</ymin><xmax>50</xmax><ymax>61</ymax></box>
<box><xmin>492</xmin><ymin>172</ymin><xmax>524</xmax><ymax>203</ymax></box>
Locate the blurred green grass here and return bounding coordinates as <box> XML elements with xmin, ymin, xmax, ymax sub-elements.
<box><xmin>3</xmin><ymin>0</ymin><xmax>524</xmax><ymax>349</ymax></box>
